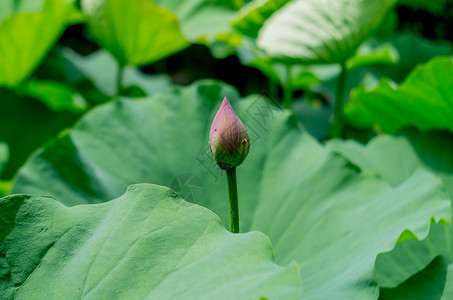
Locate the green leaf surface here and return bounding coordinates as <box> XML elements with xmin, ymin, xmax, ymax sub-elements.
<box><xmin>82</xmin><ymin>0</ymin><xmax>189</xmax><ymax>66</ymax></box>
<box><xmin>232</xmin><ymin>0</ymin><xmax>290</xmax><ymax>38</ymax></box>
<box><xmin>293</xmin><ymin>100</ymin><xmax>332</xmax><ymax>140</ymax></box>
<box><xmin>58</xmin><ymin>48</ymin><xmax>171</xmax><ymax>98</ymax></box>
<box><xmin>0</xmin><ymin>0</ymin><xmax>75</xmax><ymax>87</ymax></box>
<box><xmin>252</xmin><ymin>155</ymin><xmax>449</xmax><ymax>299</ymax></box>
<box><xmin>0</xmin><ymin>88</ymin><xmax>78</xmax><ymax>179</ymax></box>
<box><xmin>152</xmin><ymin>0</ymin><xmax>243</xmax><ymax>44</ymax></box>
<box><xmin>256</xmin><ymin>0</ymin><xmax>397</xmax><ymax>63</ymax></box>
<box><xmin>327</xmin><ymin>130</ymin><xmax>453</xmax><ymax>189</ymax></box>
<box><xmin>327</xmin><ymin>130</ymin><xmax>453</xmax><ymax>297</ymax></box>
<box><xmin>0</xmin><ymin>0</ymin><xmax>43</xmax><ymax>23</ymax></box>
<box><xmin>0</xmin><ymin>184</ymin><xmax>302</xmax><ymax>300</ymax></box>
<box><xmin>232</xmin><ymin>3</ymin><xmax>402</xmax><ymax>96</ymax></box>
<box><xmin>345</xmin><ymin>56</ymin><xmax>453</xmax><ymax>133</ymax></box>
<box><xmin>20</xmin><ymin>79</ymin><xmax>88</xmax><ymax>113</ymax></box>
<box><xmin>0</xmin><ymin>180</ymin><xmax>11</xmax><ymax>197</ymax></box>
<box><xmin>65</xmin><ymin>5</ymin><xmax>86</xmax><ymax>24</ymax></box>
<box><xmin>11</xmin><ymin>81</ymin><xmax>451</xmax><ymax>299</ymax></box>
<box><xmin>346</xmin><ymin>42</ymin><xmax>400</xmax><ymax>70</ymax></box>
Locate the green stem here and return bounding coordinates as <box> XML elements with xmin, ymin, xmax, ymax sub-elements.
<box><xmin>283</xmin><ymin>65</ymin><xmax>293</xmax><ymax>109</ymax></box>
<box><xmin>330</xmin><ymin>61</ymin><xmax>348</xmax><ymax>138</ymax></box>
<box><xmin>116</xmin><ymin>64</ymin><xmax>124</xmax><ymax>97</ymax></box>
<box><xmin>226</xmin><ymin>167</ymin><xmax>239</xmax><ymax>233</ymax></box>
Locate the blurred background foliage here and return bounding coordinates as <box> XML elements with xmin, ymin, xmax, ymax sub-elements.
<box><xmin>0</xmin><ymin>0</ymin><xmax>451</xmax><ymax>184</ymax></box>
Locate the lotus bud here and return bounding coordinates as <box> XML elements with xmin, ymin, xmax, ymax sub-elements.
<box><xmin>209</xmin><ymin>97</ymin><xmax>250</xmax><ymax>170</ymax></box>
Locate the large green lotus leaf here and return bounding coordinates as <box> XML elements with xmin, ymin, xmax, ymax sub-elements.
<box><xmin>82</xmin><ymin>0</ymin><xmax>242</xmax><ymax>66</ymax></box>
<box><xmin>0</xmin><ymin>184</ymin><xmax>302</xmax><ymax>299</ymax></box>
<box><xmin>11</xmin><ymin>81</ymin><xmax>451</xmax><ymax>299</ymax></box>
<box><xmin>81</xmin><ymin>0</ymin><xmax>189</xmax><ymax>66</ymax></box>
<box><xmin>256</xmin><ymin>0</ymin><xmax>397</xmax><ymax>64</ymax></box>
<box><xmin>232</xmin><ymin>0</ymin><xmax>290</xmax><ymax>38</ymax></box>
<box><xmin>326</xmin><ymin>130</ymin><xmax>453</xmax><ymax>193</ymax></box>
<box><xmin>152</xmin><ymin>0</ymin><xmax>243</xmax><ymax>44</ymax></box>
<box><xmin>345</xmin><ymin>56</ymin><xmax>453</xmax><ymax>133</ymax></box>
<box><xmin>376</xmin><ymin>223</ymin><xmax>453</xmax><ymax>300</ymax></box>
<box><xmin>346</xmin><ymin>42</ymin><xmax>399</xmax><ymax>71</ymax></box>
<box><xmin>251</xmin><ymin>153</ymin><xmax>449</xmax><ymax>299</ymax></box>
<box><xmin>233</xmin><ymin>0</ymin><xmax>399</xmax><ymax>65</ymax></box>
<box><xmin>327</xmin><ymin>130</ymin><xmax>453</xmax><ymax>297</ymax></box>
<box><xmin>0</xmin><ymin>0</ymin><xmax>75</xmax><ymax>87</ymax></box>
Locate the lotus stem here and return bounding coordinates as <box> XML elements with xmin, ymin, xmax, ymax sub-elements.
<box><xmin>226</xmin><ymin>167</ymin><xmax>239</xmax><ymax>233</ymax></box>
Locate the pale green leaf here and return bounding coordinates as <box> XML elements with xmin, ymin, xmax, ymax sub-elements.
<box><xmin>347</xmin><ymin>42</ymin><xmax>400</xmax><ymax>70</ymax></box>
<box><xmin>0</xmin><ymin>0</ymin><xmax>44</xmax><ymax>24</ymax></box>
<box><xmin>0</xmin><ymin>184</ymin><xmax>302</xmax><ymax>300</ymax></box>
<box><xmin>82</xmin><ymin>0</ymin><xmax>190</xmax><ymax>66</ymax></box>
<box><xmin>20</xmin><ymin>79</ymin><xmax>88</xmax><ymax>113</ymax></box>
<box><xmin>58</xmin><ymin>48</ymin><xmax>171</xmax><ymax>97</ymax></box>
<box><xmin>257</xmin><ymin>0</ymin><xmax>397</xmax><ymax>63</ymax></box>
<box><xmin>0</xmin><ymin>0</ymin><xmax>75</xmax><ymax>87</ymax></box>
<box><xmin>232</xmin><ymin>0</ymin><xmax>290</xmax><ymax>38</ymax></box>
<box><xmin>152</xmin><ymin>0</ymin><xmax>243</xmax><ymax>44</ymax></box>
<box><xmin>345</xmin><ymin>56</ymin><xmax>453</xmax><ymax>133</ymax></box>
<box><xmin>327</xmin><ymin>130</ymin><xmax>453</xmax><ymax>298</ymax></box>
<box><xmin>327</xmin><ymin>130</ymin><xmax>453</xmax><ymax>192</ymax></box>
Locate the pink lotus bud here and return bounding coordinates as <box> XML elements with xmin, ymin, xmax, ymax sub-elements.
<box><xmin>209</xmin><ymin>97</ymin><xmax>250</xmax><ymax>170</ymax></box>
